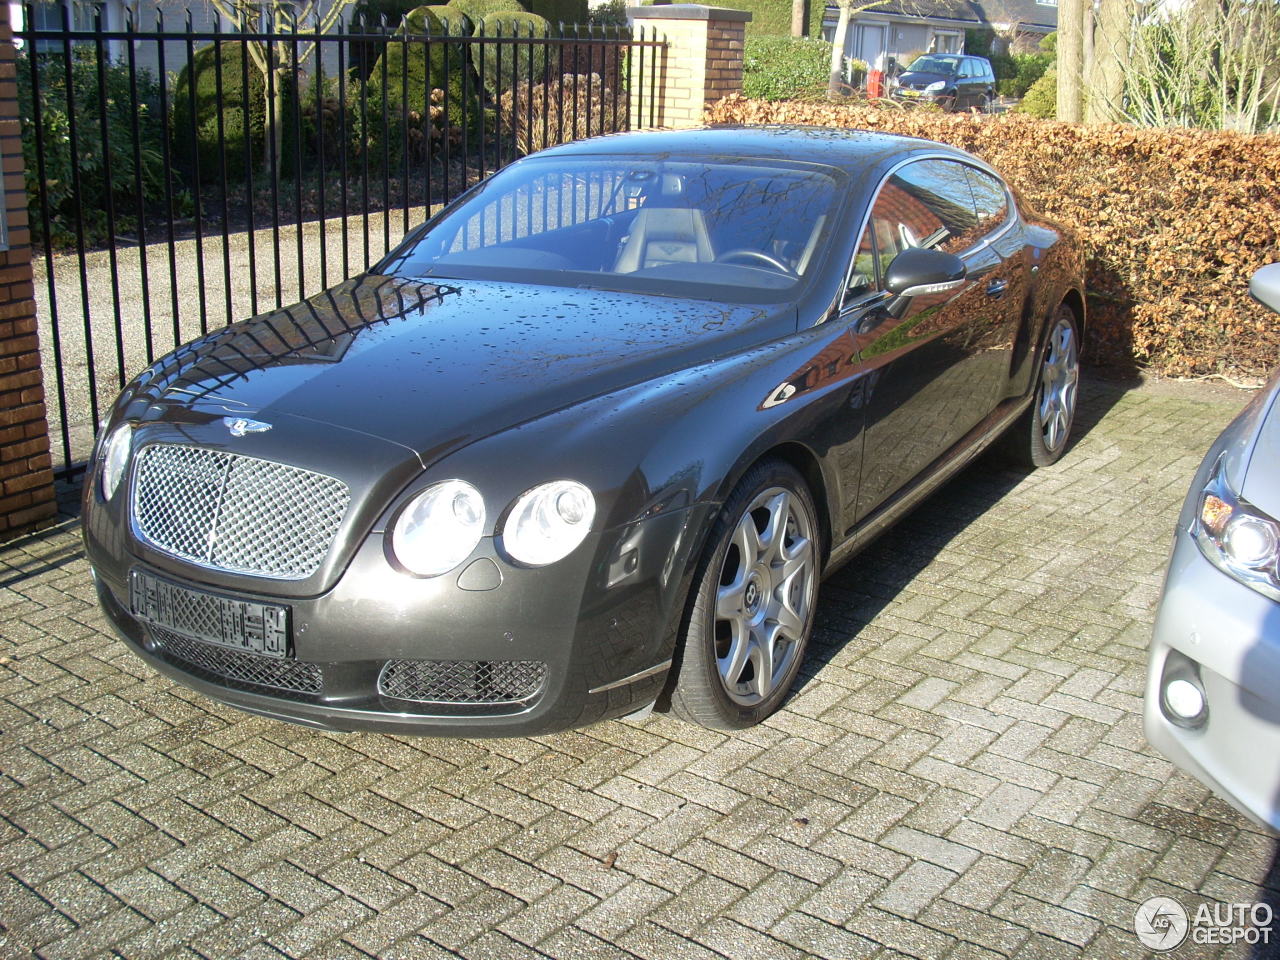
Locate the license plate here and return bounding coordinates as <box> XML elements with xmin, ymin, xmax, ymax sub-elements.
<box><xmin>899</xmin><ymin>89</ymin><xmax>920</xmax><ymax>97</ymax></box>
<box><xmin>130</xmin><ymin>570</ymin><xmax>290</xmax><ymax>658</ymax></box>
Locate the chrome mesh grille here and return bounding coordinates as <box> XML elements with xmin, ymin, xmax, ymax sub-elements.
<box><xmin>150</xmin><ymin>628</ymin><xmax>323</xmax><ymax>695</ymax></box>
<box><xmin>378</xmin><ymin>659</ymin><xmax>547</xmax><ymax>705</ymax></box>
<box><xmin>132</xmin><ymin>444</ymin><xmax>350</xmax><ymax>580</ymax></box>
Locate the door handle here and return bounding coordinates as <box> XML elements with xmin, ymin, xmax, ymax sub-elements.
<box><xmin>986</xmin><ymin>278</ymin><xmax>1008</xmax><ymax>298</ymax></box>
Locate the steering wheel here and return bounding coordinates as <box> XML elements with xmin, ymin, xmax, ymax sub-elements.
<box><xmin>717</xmin><ymin>249</ymin><xmax>796</xmax><ymax>276</ymax></box>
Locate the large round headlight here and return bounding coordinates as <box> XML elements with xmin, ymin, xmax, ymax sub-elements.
<box><xmin>502</xmin><ymin>480</ymin><xmax>596</xmax><ymax>566</ymax></box>
<box><xmin>100</xmin><ymin>424</ymin><xmax>133</xmax><ymax>500</ymax></box>
<box><xmin>391</xmin><ymin>480</ymin><xmax>486</xmax><ymax>577</ymax></box>
<box><xmin>925</xmin><ymin>80</ymin><xmax>946</xmax><ymax>92</ymax></box>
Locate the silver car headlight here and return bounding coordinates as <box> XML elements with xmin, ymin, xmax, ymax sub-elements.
<box><xmin>391</xmin><ymin>480</ymin><xmax>486</xmax><ymax>577</ymax></box>
<box><xmin>1193</xmin><ymin>462</ymin><xmax>1280</xmax><ymax>601</ymax></box>
<box><xmin>99</xmin><ymin>424</ymin><xmax>133</xmax><ymax>501</ymax></box>
<box><xmin>925</xmin><ymin>80</ymin><xmax>946</xmax><ymax>92</ymax></box>
<box><xmin>501</xmin><ymin>480</ymin><xmax>596</xmax><ymax>566</ymax></box>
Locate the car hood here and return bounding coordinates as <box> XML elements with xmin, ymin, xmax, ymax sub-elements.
<box><xmin>1239</xmin><ymin>372</ymin><xmax>1280</xmax><ymax>519</ymax></box>
<box><xmin>899</xmin><ymin>70</ymin><xmax>954</xmax><ymax>87</ymax></box>
<box><xmin>131</xmin><ymin>274</ymin><xmax>787</xmax><ymax>464</ymax></box>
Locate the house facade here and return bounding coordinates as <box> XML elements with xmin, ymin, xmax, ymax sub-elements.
<box><xmin>823</xmin><ymin>0</ymin><xmax>1057</xmax><ymax>69</ymax></box>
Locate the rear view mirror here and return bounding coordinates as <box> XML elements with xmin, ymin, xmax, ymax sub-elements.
<box><xmin>884</xmin><ymin>247</ymin><xmax>967</xmax><ymax>298</ymax></box>
<box><xmin>1249</xmin><ymin>263</ymin><xmax>1280</xmax><ymax>314</ymax></box>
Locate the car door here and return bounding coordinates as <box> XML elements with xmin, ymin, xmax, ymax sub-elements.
<box><xmin>955</xmin><ymin>59</ymin><xmax>975</xmax><ymax>107</ymax></box>
<box><xmin>843</xmin><ymin>157</ymin><xmax>1009</xmax><ymax>524</ymax></box>
<box><xmin>965</xmin><ymin>165</ymin><xmax>1029</xmax><ymax>398</ymax></box>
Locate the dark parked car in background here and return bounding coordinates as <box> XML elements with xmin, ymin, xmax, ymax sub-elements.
<box><xmin>891</xmin><ymin>54</ymin><xmax>997</xmax><ymax>111</ymax></box>
<box><xmin>83</xmin><ymin>127</ymin><xmax>1085</xmax><ymax>736</ymax></box>
<box><xmin>1145</xmin><ymin>264</ymin><xmax>1280</xmax><ymax>831</ymax></box>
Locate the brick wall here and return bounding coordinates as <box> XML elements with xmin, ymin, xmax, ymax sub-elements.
<box><xmin>0</xmin><ymin>6</ymin><xmax>57</xmax><ymax>540</ymax></box>
<box><xmin>628</xmin><ymin>5</ymin><xmax>750</xmax><ymax>129</ymax></box>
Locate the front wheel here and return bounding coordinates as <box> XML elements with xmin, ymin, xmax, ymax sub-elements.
<box><xmin>670</xmin><ymin>460</ymin><xmax>820</xmax><ymax>729</ymax></box>
<box><xmin>1005</xmin><ymin>304</ymin><xmax>1081</xmax><ymax>467</ymax></box>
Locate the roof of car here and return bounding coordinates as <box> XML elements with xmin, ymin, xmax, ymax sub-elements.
<box><xmin>536</xmin><ymin>125</ymin><xmax>972</xmax><ymax>175</ymax></box>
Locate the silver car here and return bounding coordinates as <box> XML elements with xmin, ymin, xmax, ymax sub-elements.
<box><xmin>1144</xmin><ymin>263</ymin><xmax>1280</xmax><ymax>831</ymax></box>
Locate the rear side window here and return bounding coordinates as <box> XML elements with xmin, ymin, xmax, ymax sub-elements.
<box><xmin>966</xmin><ymin>167</ymin><xmax>1010</xmax><ymax>230</ymax></box>
<box><xmin>882</xmin><ymin>159</ymin><xmax>980</xmax><ymax>255</ymax></box>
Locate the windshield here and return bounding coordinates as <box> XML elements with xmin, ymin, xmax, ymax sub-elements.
<box><xmin>908</xmin><ymin>56</ymin><xmax>961</xmax><ymax>75</ymax></box>
<box><xmin>379</xmin><ymin>156</ymin><xmax>842</xmax><ymax>303</ymax></box>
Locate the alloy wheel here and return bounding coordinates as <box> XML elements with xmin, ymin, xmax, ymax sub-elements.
<box><xmin>1038</xmin><ymin>315</ymin><xmax>1080</xmax><ymax>454</ymax></box>
<box><xmin>713</xmin><ymin>487</ymin><xmax>817</xmax><ymax>706</ymax></box>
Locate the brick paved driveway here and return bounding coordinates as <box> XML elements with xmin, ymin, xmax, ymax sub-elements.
<box><xmin>2</xmin><ymin>378</ymin><xmax>1277</xmax><ymax>960</ymax></box>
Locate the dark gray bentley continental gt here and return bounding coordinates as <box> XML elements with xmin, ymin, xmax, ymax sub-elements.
<box><xmin>83</xmin><ymin>127</ymin><xmax>1085</xmax><ymax>735</ymax></box>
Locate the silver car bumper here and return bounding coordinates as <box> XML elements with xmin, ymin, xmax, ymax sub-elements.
<box><xmin>1144</xmin><ymin>528</ymin><xmax>1280</xmax><ymax>832</ymax></box>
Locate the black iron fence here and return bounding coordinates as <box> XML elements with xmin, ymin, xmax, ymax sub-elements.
<box><xmin>17</xmin><ymin>7</ymin><xmax>666</xmax><ymax>476</ymax></box>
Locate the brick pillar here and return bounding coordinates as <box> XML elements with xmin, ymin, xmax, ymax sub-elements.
<box><xmin>627</xmin><ymin>5</ymin><xmax>750</xmax><ymax>129</ymax></box>
<box><xmin>0</xmin><ymin>7</ymin><xmax>57</xmax><ymax>540</ymax></box>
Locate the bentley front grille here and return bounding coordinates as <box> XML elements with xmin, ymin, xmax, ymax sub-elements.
<box><xmin>132</xmin><ymin>444</ymin><xmax>350</xmax><ymax>580</ymax></box>
<box><xmin>378</xmin><ymin>659</ymin><xmax>547</xmax><ymax>705</ymax></box>
<box><xmin>150</xmin><ymin>628</ymin><xmax>323</xmax><ymax>696</ymax></box>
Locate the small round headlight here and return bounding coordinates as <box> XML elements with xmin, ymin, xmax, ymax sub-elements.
<box><xmin>1223</xmin><ymin>514</ymin><xmax>1278</xmax><ymax>568</ymax></box>
<box><xmin>100</xmin><ymin>424</ymin><xmax>133</xmax><ymax>500</ymax></box>
<box><xmin>391</xmin><ymin>480</ymin><xmax>486</xmax><ymax>577</ymax></box>
<box><xmin>502</xmin><ymin>480</ymin><xmax>596</xmax><ymax>566</ymax></box>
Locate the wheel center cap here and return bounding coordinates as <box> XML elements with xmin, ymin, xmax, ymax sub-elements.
<box><xmin>744</xmin><ymin>576</ymin><xmax>763</xmax><ymax>613</ymax></box>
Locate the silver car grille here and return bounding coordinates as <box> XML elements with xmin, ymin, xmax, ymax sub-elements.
<box><xmin>132</xmin><ymin>444</ymin><xmax>350</xmax><ymax>580</ymax></box>
<box><xmin>378</xmin><ymin>659</ymin><xmax>547</xmax><ymax>705</ymax></box>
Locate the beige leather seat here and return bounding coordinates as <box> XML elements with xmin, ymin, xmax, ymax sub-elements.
<box><xmin>614</xmin><ymin>208</ymin><xmax>714</xmax><ymax>274</ymax></box>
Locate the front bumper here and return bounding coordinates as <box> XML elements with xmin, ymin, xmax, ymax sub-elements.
<box><xmin>1144</xmin><ymin>528</ymin><xmax>1280</xmax><ymax>831</ymax></box>
<box><xmin>86</xmin><ymin>504</ymin><xmax>713</xmax><ymax>737</ymax></box>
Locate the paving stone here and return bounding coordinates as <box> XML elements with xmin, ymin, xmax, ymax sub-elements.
<box><xmin>0</xmin><ymin>380</ymin><xmax>1267</xmax><ymax>960</ymax></box>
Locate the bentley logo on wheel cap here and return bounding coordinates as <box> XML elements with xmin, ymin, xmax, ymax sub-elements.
<box><xmin>223</xmin><ymin>416</ymin><xmax>272</xmax><ymax>437</ymax></box>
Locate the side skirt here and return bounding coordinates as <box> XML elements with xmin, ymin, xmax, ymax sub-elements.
<box><xmin>823</xmin><ymin>393</ymin><xmax>1033</xmax><ymax>579</ymax></box>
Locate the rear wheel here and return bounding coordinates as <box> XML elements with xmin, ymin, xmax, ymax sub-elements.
<box><xmin>670</xmin><ymin>460</ymin><xmax>820</xmax><ymax>729</ymax></box>
<box><xmin>1005</xmin><ymin>304</ymin><xmax>1081</xmax><ymax>467</ymax></box>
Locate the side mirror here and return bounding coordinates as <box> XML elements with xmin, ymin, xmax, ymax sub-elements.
<box><xmin>884</xmin><ymin>247</ymin><xmax>967</xmax><ymax>298</ymax></box>
<box><xmin>1249</xmin><ymin>263</ymin><xmax>1280</xmax><ymax>314</ymax></box>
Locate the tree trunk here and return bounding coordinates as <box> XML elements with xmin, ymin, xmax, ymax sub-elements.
<box><xmin>792</xmin><ymin>0</ymin><xmax>807</xmax><ymax>37</ymax></box>
<box><xmin>266</xmin><ymin>64</ymin><xmax>287</xmax><ymax>178</ymax></box>
<box><xmin>1057</xmin><ymin>0</ymin><xmax>1085</xmax><ymax>121</ymax></box>
<box><xmin>1087</xmin><ymin>0</ymin><xmax>1131</xmax><ymax>122</ymax></box>
<box><xmin>828</xmin><ymin>2</ymin><xmax>852</xmax><ymax>97</ymax></box>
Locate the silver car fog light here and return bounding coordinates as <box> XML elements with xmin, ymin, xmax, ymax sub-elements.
<box><xmin>502</xmin><ymin>480</ymin><xmax>596</xmax><ymax>566</ymax></box>
<box><xmin>1160</xmin><ymin>649</ymin><xmax>1208</xmax><ymax>729</ymax></box>
<box><xmin>391</xmin><ymin>480</ymin><xmax>487</xmax><ymax>577</ymax></box>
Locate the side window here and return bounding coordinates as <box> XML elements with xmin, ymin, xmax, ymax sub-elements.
<box><xmin>966</xmin><ymin>167</ymin><xmax>1010</xmax><ymax>231</ymax></box>
<box><xmin>846</xmin><ymin>227</ymin><xmax>877</xmax><ymax>299</ymax></box>
<box><xmin>960</xmin><ymin>60</ymin><xmax>975</xmax><ymax>78</ymax></box>
<box><xmin>876</xmin><ymin>159</ymin><xmax>980</xmax><ymax>263</ymax></box>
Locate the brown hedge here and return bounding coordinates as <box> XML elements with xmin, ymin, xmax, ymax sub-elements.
<box><xmin>707</xmin><ymin>96</ymin><xmax>1280</xmax><ymax>379</ymax></box>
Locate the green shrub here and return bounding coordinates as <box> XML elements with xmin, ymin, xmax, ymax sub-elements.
<box><xmin>587</xmin><ymin>0</ymin><xmax>627</xmax><ymax>26</ymax></box>
<box><xmin>349</xmin><ymin>0</ymin><xmax>423</xmax><ymax>77</ymax></box>
<box><xmin>478</xmin><ymin>11</ymin><xmax>551</xmax><ymax>95</ymax></box>
<box><xmin>448</xmin><ymin>0</ymin><xmax>523</xmax><ymax>26</ymax></box>
<box><xmin>717</xmin><ymin>0</ymin><xmax>825</xmax><ymax>38</ymax></box>
<box><xmin>18</xmin><ymin>49</ymin><xmax>175</xmax><ymax>248</ymax></box>
<box><xmin>524</xmin><ymin>0</ymin><xmax>587</xmax><ymax>26</ymax></box>
<box><xmin>1015</xmin><ymin>66</ymin><xmax>1056</xmax><ymax>117</ymax></box>
<box><xmin>364</xmin><ymin>6</ymin><xmax>483</xmax><ymax>163</ymax></box>
<box><xmin>173</xmin><ymin>43</ymin><xmax>304</xmax><ymax>181</ymax></box>
<box><xmin>423</xmin><ymin>3</ymin><xmax>475</xmax><ymax>33</ymax></box>
<box><xmin>998</xmin><ymin>52</ymin><xmax>1053</xmax><ymax>99</ymax></box>
<box><xmin>742</xmin><ymin>35</ymin><xmax>830</xmax><ymax>101</ymax></box>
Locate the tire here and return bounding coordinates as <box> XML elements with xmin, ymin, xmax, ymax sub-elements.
<box><xmin>1005</xmin><ymin>304</ymin><xmax>1081</xmax><ymax>468</ymax></box>
<box><xmin>669</xmin><ymin>459</ymin><xmax>821</xmax><ymax>730</ymax></box>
